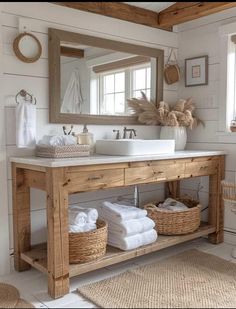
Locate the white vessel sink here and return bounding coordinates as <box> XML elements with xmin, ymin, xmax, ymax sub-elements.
<box><xmin>95</xmin><ymin>139</ymin><xmax>175</xmax><ymax>156</ymax></box>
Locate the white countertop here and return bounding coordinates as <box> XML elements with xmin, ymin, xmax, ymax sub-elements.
<box><xmin>10</xmin><ymin>150</ymin><xmax>226</xmax><ymax>168</ymax></box>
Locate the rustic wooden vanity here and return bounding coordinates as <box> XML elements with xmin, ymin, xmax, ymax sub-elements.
<box><xmin>11</xmin><ymin>150</ymin><xmax>225</xmax><ymax>299</ymax></box>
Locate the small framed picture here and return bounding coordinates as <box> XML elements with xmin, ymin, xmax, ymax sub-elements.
<box><xmin>185</xmin><ymin>55</ymin><xmax>208</xmax><ymax>87</ymax></box>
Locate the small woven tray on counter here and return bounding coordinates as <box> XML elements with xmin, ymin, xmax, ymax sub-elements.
<box><xmin>36</xmin><ymin>144</ymin><xmax>90</xmax><ymax>158</ymax></box>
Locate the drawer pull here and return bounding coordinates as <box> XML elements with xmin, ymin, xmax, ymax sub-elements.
<box><xmin>200</xmin><ymin>166</ymin><xmax>207</xmax><ymax>170</ymax></box>
<box><xmin>88</xmin><ymin>176</ymin><xmax>102</xmax><ymax>181</ymax></box>
<box><xmin>153</xmin><ymin>171</ymin><xmax>164</xmax><ymax>175</ymax></box>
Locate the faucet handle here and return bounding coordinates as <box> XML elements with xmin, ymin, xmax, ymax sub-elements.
<box><xmin>123</xmin><ymin>127</ymin><xmax>127</xmax><ymax>139</ymax></box>
<box><xmin>113</xmin><ymin>129</ymin><xmax>120</xmax><ymax>139</ymax></box>
<box><xmin>129</xmin><ymin>129</ymin><xmax>137</xmax><ymax>139</ymax></box>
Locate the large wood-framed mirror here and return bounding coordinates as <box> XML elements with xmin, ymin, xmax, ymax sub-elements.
<box><xmin>48</xmin><ymin>28</ymin><xmax>164</xmax><ymax>125</ymax></box>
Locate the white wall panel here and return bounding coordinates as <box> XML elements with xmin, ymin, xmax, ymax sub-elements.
<box><xmin>178</xmin><ymin>10</ymin><xmax>236</xmax><ymax>235</ymax></box>
<box><xmin>0</xmin><ymin>2</ymin><xmax>10</xmax><ymax>275</ymax></box>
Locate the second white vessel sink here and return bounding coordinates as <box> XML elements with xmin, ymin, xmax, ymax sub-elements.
<box><xmin>96</xmin><ymin>139</ymin><xmax>175</xmax><ymax>156</ymax></box>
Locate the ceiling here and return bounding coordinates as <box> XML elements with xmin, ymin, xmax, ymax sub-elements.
<box><xmin>124</xmin><ymin>2</ymin><xmax>176</xmax><ymax>12</ymax></box>
<box><xmin>55</xmin><ymin>2</ymin><xmax>236</xmax><ymax>30</ymax></box>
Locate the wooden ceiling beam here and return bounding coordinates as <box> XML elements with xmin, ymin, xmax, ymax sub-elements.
<box><xmin>60</xmin><ymin>46</ymin><xmax>84</xmax><ymax>58</ymax></box>
<box><xmin>158</xmin><ymin>2</ymin><xmax>236</xmax><ymax>27</ymax></box>
<box><xmin>53</xmin><ymin>2</ymin><xmax>172</xmax><ymax>31</ymax></box>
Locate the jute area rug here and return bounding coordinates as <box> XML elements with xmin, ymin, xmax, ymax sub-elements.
<box><xmin>77</xmin><ymin>249</ymin><xmax>236</xmax><ymax>308</ymax></box>
<box><xmin>0</xmin><ymin>283</ymin><xmax>34</xmax><ymax>308</ymax></box>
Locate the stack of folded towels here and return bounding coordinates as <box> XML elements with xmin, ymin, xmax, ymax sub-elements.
<box><xmin>68</xmin><ymin>206</ymin><xmax>98</xmax><ymax>233</ymax></box>
<box><xmin>98</xmin><ymin>201</ymin><xmax>157</xmax><ymax>251</ymax></box>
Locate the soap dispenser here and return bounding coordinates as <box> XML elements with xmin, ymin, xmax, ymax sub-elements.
<box><xmin>77</xmin><ymin>124</ymin><xmax>94</xmax><ymax>154</ymax></box>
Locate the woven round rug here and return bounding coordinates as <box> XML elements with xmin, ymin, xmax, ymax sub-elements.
<box><xmin>15</xmin><ymin>299</ymin><xmax>35</xmax><ymax>308</ymax></box>
<box><xmin>0</xmin><ymin>283</ymin><xmax>20</xmax><ymax>308</ymax></box>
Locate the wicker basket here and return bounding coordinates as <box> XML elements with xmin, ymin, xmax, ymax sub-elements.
<box><xmin>144</xmin><ymin>198</ymin><xmax>201</xmax><ymax>235</ymax></box>
<box><xmin>36</xmin><ymin>144</ymin><xmax>90</xmax><ymax>158</ymax></box>
<box><xmin>69</xmin><ymin>219</ymin><xmax>108</xmax><ymax>264</ymax></box>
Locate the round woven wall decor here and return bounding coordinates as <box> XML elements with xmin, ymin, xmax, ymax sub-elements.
<box><xmin>13</xmin><ymin>32</ymin><xmax>42</xmax><ymax>63</ymax></box>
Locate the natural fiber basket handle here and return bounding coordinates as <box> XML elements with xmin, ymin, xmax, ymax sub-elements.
<box><xmin>166</xmin><ymin>48</ymin><xmax>178</xmax><ymax>65</ymax></box>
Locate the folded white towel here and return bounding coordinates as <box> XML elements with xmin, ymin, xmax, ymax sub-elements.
<box><xmin>106</xmin><ymin>217</ymin><xmax>155</xmax><ymax>237</ymax></box>
<box><xmin>38</xmin><ymin>135</ymin><xmax>76</xmax><ymax>146</ymax></box>
<box><xmin>100</xmin><ymin>202</ymin><xmax>147</xmax><ymax>222</ymax></box>
<box><xmin>16</xmin><ymin>102</ymin><xmax>36</xmax><ymax>148</ymax></box>
<box><xmin>108</xmin><ymin>229</ymin><xmax>157</xmax><ymax>251</ymax></box>
<box><xmin>70</xmin><ymin>206</ymin><xmax>98</xmax><ymax>224</ymax></box>
<box><xmin>69</xmin><ymin>223</ymin><xmax>96</xmax><ymax>233</ymax></box>
<box><xmin>158</xmin><ymin>198</ymin><xmax>189</xmax><ymax>211</ymax></box>
<box><xmin>69</xmin><ymin>210</ymin><xmax>87</xmax><ymax>226</ymax></box>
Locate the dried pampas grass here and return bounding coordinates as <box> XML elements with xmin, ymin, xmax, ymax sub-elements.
<box><xmin>127</xmin><ymin>92</ymin><xmax>204</xmax><ymax>129</ymax></box>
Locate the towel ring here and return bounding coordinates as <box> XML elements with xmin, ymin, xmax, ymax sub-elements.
<box><xmin>15</xmin><ymin>89</ymin><xmax>37</xmax><ymax>105</ymax></box>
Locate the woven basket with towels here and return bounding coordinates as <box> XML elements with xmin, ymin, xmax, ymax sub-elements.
<box><xmin>144</xmin><ymin>197</ymin><xmax>201</xmax><ymax>235</ymax></box>
<box><xmin>69</xmin><ymin>219</ymin><xmax>108</xmax><ymax>264</ymax></box>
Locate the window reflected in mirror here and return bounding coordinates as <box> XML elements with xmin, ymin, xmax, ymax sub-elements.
<box><xmin>60</xmin><ymin>43</ymin><xmax>156</xmax><ymax>116</ymax></box>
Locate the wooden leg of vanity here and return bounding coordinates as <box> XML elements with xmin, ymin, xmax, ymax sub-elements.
<box><xmin>46</xmin><ymin>168</ymin><xmax>70</xmax><ymax>299</ymax></box>
<box><xmin>166</xmin><ymin>180</ymin><xmax>180</xmax><ymax>198</ymax></box>
<box><xmin>12</xmin><ymin>163</ymin><xmax>31</xmax><ymax>271</ymax></box>
<box><xmin>208</xmin><ymin>156</ymin><xmax>225</xmax><ymax>244</ymax></box>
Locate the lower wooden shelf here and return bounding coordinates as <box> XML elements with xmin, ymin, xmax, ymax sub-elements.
<box><xmin>21</xmin><ymin>223</ymin><xmax>216</xmax><ymax>278</ymax></box>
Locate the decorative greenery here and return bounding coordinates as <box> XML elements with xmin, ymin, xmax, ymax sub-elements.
<box><xmin>127</xmin><ymin>92</ymin><xmax>204</xmax><ymax>129</ymax></box>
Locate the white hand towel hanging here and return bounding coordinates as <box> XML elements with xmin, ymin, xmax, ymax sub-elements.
<box><xmin>16</xmin><ymin>101</ymin><xmax>36</xmax><ymax>148</ymax></box>
<box><xmin>61</xmin><ymin>68</ymin><xmax>84</xmax><ymax>114</ymax></box>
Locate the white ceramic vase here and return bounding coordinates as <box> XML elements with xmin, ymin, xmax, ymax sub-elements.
<box><xmin>160</xmin><ymin>126</ymin><xmax>187</xmax><ymax>151</ymax></box>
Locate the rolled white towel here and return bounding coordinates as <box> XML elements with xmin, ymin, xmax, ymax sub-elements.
<box><xmin>107</xmin><ymin>217</ymin><xmax>155</xmax><ymax>237</ymax></box>
<box><xmin>69</xmin><ymin>223</ymin><xmax>97</xmax><ymax>233</ymax></box>
<box><xmin>62</xmin><ymin>135</ymin><xmax>77</xmax><ymax>145</ymax></box>
<box><xmin>38</xmin><ymin>135</ymin><xmax>76</xmax><ymax>146</ymax></box>
<box><xmin>38</xmin><ymin>135</ymin><xmax>64</xmax><ymax>146</ymax></box>
<box><xmin>84</xmin><ymin>208</ymin><xmax>98</xmax><ymax>223</ymax></box>
<box><xmin>100</xmin><ymin>202</ymin><xmax>147</xmax><ymax>222</ymax></box>
<box><xmin>69</xmin><ymin>206</ymin><xmax>98</xmax><ymax>224</ymax></box>
<box><xmin>69</xmin><ymin>210</ymin><xmax>87</xmax><ymax>226</ymax></box>
<box><xmin>108</xmin><ymin>229</ymin><xmax>157</xmax><ymax>251</ymax></box>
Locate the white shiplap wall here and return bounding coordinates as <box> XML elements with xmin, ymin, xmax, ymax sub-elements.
<box><xmin>0</xmin><ymin>2</ymin><xmax>178</xmax><ymax>274</ymax></box>
<box><xmin>0</xmin><ymin>2</ymin><xmax>9</xmax><ymax>275</ymax></box>
<box><xmin>177</xmin><ymin>7</ymin><xmax>236</xmax><ymax>242</ymax></box>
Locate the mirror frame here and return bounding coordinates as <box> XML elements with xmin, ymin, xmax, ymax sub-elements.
<box><xmin>48</xmin><ymin>28</ymin><xmax>164</xmax><ymax>125</ymax></box>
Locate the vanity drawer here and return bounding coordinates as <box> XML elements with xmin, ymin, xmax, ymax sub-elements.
<box><xmin>125</xmin><ymin>161</ymin><xmax>185</xmax><ymax>185</ymax></box>
<box><xmin>66</xmin><ymin>168</ymin><xmax>124</xmax><ymax>192</ymax></box>
<box><xmin>185</xmin><ymin>160</ymin><xmax>218</xmax><ymax>177</ymax></box>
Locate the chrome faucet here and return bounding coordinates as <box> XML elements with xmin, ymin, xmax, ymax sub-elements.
<box><xmin>123</xmin><ymin>127</ymin><xmax>137</xmax><ymax>139</ymax></box>
<box><xmin>129</xmin><ymin>129</ymin><xmax>137</xmax><ymax>139</ymax></box>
